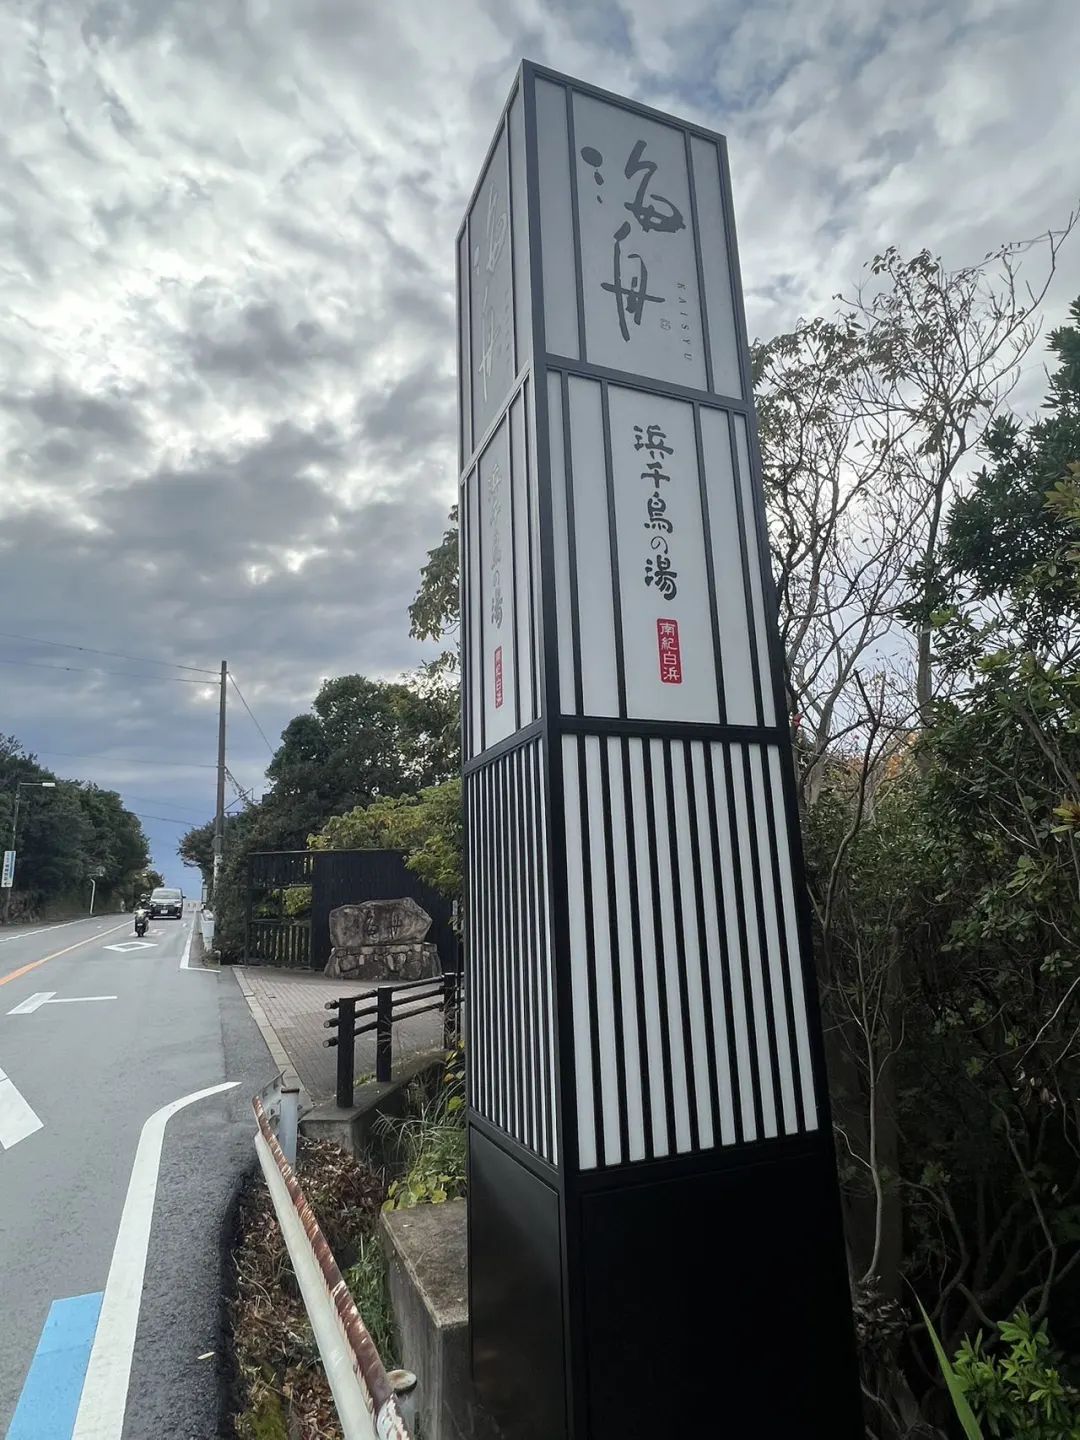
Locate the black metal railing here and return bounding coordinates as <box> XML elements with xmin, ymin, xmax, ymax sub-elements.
<box><xmin>324</xmin><ymin>974</ymin><xmax>462</xmax><ymax>1108</ymax></box>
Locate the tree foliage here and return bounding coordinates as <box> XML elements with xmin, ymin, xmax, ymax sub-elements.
<box><xmin>809</xmin><ymin>293</ymin><xmax>1080</xmax><ymax>1435</ymax></box>
<box><xmin>180</xmin><ymin>672</ymin><xmax>460</xmax><ymax>956</ymax></box>
<box><xmin>0</xmin><ymin>736</ymin><xmax>150</xmax><ymax>918</ymax></box>
<box><xmin>310</xmin><ymin>778</ymin><xmax>463</xmax><ymax>900</ymax></box>
<box><xmin>409</xmin><ymin>504</ymin><xmax>459</xmax><ymax>675</ymax></box>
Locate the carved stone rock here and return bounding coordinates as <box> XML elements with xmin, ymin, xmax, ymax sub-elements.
<box><xmin>329</xmin><ymin>897</ymin><xmax>432</xmax><ymax>949</ymax></box>
<box><xmin>325</xmin><ymin>898</ymin><xmax>441</xmax><ymax>981</ymax></box>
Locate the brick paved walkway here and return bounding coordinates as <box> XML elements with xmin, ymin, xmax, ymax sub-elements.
<box><xmin>235</xmin><ymin>965</ymin><xmax>444</xmax><ymax>1105</ymax></box>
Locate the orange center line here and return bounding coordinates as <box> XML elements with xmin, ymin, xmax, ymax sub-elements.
<box><xmin>0</xmin><ymin>919</ymin><xmax>131</xmax><ymax>987</ymax></box>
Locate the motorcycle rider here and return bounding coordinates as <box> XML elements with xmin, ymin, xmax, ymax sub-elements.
<box><xmin>134</xmin><ymin>895</ymin><xmax>150</xmax><ymax>936</ymax></box>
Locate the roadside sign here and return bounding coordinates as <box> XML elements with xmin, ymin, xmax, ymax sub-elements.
<box><xmin>1</xmin><ymin>851</ymin><xmax>15</xmax><ymax>888</ymax></box>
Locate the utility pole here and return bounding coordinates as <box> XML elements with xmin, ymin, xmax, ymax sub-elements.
<box><xmin>213</xmin><ymin>660</ymin><xmax>227</xmax><ymax>901</ymax></box>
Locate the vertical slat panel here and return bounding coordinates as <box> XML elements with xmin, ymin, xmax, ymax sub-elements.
<box><xmin>584</xmin><ymin>735</ymin><xmax>620</xmax><ymax>1166</ymax></box>
<box><xmin>536</xmin><ymin>744</ymin><xmax>558</xmax><ymax>1166</ymax></box>
<box><xmin>671</xmin><ymin>741</ymin><xmax>716</xmax><ymax>1151</ymax></box>
<box><xmin>766</xmin><ymin>747</ymin><xmax>819</xmax><ymax>1131</ymax></box>
<box><xmin>648</xmin><ymin>737</ymin><xmax>693</xmax><ymax>1154</ymax></box>
<box><xmin>748</xmin><ymin>743</ymin><xmax>798</xmax><ymax>1135</ymax></box>
<box><xmin>466</xmin><ymin>740</ymin><xmax>558</xmax><ymax>1166</ymax></box>
<box><xmin>627</xmin><ymin>737</ymin><xmax>670</xmax><ymax>1159</ymax></box>
<box><xmin>691</xmin><ymin>741</ymin><xmax>739</xmax><ymax>1147</ymax></box>
<box><xmin>562</xmin><ymin>737</ymin><xmax>595</xmax><ymax>1169</ymax></box>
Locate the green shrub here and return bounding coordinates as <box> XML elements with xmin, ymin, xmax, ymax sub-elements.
<box><xmin>953</xmin><ymin>1311</ymin><xmax>1080</xmax><ymax>1439</ymax></box>
<box><xmin>922</xmin><ymin>1299</ymin><xmax>1080</xmax><ymax>1440</ymax></box>
<box><xmin>282</xmin><ymin>884</ymin><xmax>312</xmax><ymax>917</ymax></box>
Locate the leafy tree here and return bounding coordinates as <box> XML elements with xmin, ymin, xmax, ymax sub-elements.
<box><xmin>310</xmin><ymin>778</ymin><xmax>463</xmax><ymax>900</ymax></box>
<box><xmin>409</xmin><ymin>504</ymin><xmax>459</xmax><ymax>675</ymax></box>
<box><xmin>264</xmin><ymin>672</ymin><xmax>458</xmax><ymax>845</ymax></box>
<box><xmin>178</xmin><ymin>814</ymin><xmax>245</xmax><ymax>890</ymax></box>
<box><xmin>181</xmin><ymin>672</ymin><xmax>460</xmax><ymax>956</ymax></box>
<box><xmin>0</xmin><ymin>737</ymin><xmax>149</xmax><ymax>918</ymax></box>
<box><xmin>818</xmin><ymin>301</ymin><xmax>1080</xmax><ymax>1435</ymax></box>
<box><xmin>75</xmin><ymin>784</ymin><xmax>150</xmax><ymax>892</ymax></box>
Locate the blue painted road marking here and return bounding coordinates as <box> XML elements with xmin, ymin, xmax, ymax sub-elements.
<box><xmin>6</xmin><ymin>1293</ymin><xmax>103</xmax><ymax>1440</ymax></box>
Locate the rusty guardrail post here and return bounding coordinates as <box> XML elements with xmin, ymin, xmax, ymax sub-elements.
<box><xmin>252</xmin><ymin>1096</ymin><xmax>412</xmax><ymax>1440</ymax></box>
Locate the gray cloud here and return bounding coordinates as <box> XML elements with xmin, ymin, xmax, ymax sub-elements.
<box><xmin>2</xmin><ymin>378</ymin><xmax>144</xmax><ymax>443</ymax></box>
<box><xmin>1</xmin><ymin>0</ymin><xmax>1079</xmax><ymax>881</ymax></box>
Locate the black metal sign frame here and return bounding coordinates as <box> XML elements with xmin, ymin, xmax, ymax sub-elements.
<box><xmin>458</xmin><ymin>60</ymin><xmax>861</xmax><ymax>1439</ymax></box>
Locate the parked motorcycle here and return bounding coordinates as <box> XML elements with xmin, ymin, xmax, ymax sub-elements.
<box><xmin>134</xmin><ymin>907</ymin><xmax>149</xmax><ymax>937</ymax></box>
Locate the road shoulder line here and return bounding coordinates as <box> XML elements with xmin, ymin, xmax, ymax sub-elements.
<box><xmin>70</xmin><ymin>1082</ymin><xmax>240</xmax><ymax>1439</ymax></box>
<box><xmin>0</xmin><ymin>917</ymin><xmax>99</xmax><ymax>946</ymax></box>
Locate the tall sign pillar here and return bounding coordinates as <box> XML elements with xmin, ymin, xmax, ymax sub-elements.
<box><xmin>458</xmin><ymin>62</ymin><xmax>861</xmax><ymax>1440</ymax></box>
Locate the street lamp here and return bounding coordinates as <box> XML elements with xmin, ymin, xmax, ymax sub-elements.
<box><xmin>3</xmin><ymin>781</ymin><xmax>58</xmax><ymax>922</ymax></box>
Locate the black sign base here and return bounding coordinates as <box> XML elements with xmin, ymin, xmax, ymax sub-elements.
<box><xmin>469</xmin><ymin>1122</ymin><xmax>863</xmax><ymax>1439</ymax></box>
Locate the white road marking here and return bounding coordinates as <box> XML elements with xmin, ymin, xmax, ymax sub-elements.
<box><xmin>71</xmin><ymin>1080</ymin><xmax>240</xmax><ymax>1439</ymax></box>
<box><xmin>7</xmin><ymin>991</ymin><xmax>56</xmax><ymax>1014</ymax></box>
<box><xmin>8</xmin><ymin>993</ymin><xmax>117</xmax><ymax>1014</ymax></box>
<box><xmin>45</xmin><ymin>995</ymin><xmax>117</xmax><ymax>1005</ymax></box>
<box><xmin>0</xmin><ymin>1064</ymin><xmax>44</xmax><ymax>1148</ymax></box>
<box><xmin>179</xmin><ymin>919</ymin><xmax>213</xmax><ymax>973</ymax></box>
<box><xmin>0</xmin><ymin>917</ymin><xmax>103</xmax><ymax>946</ymax></box>
<box><xmin>102</xmin><ymin>941</ymin><xmax>157</xmax><ymax>953</ymax></box>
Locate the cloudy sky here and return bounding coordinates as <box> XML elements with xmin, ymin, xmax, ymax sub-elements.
<box><xmin>1</xmin><ymin>0</ymin><xmax>1078</xmax><ymax>885</ymax></box>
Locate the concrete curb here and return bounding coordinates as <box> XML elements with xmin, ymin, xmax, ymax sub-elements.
<box><xmin>232</xmin><ymin>966</ymin><xmax>305</xmax><ymax>1099</ymax></box>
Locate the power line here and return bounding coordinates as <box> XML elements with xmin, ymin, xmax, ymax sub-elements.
<box><xmin>0</xmin><ymin>630</ymin><xmax>218</xmax><ymax>675</ymax></box>
<box><xmin>0</xmin><ymin>655</ymin><xmax>210</xmax><ymax>685</ymax></box>
<box><xmin>119</xmin><ymin>793</ymin><xmax>208</xmax><ymax>819</ymax></box>
<box><xmin>225</xmin><ymin>766</ymin><xmax>257</xmax><ymax>807</ymax></box>
<box><xmin>34</xmin><ymin>748</ymin><xmax>217</xmax><ymax>770</ymax></box>
<box><xmin>228</xmin><ymin>673</ymin><xmax>275</xmax><ymax>755</ymax></box>
<box><xmin>130</xmin><ymin>812</ymin><xmax>197</xmax><ymax>827</ymax></box>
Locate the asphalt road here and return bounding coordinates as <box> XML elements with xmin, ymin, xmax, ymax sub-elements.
<box><xmin>0</xmin><ymin>912</ymin><xmax>275</xmax><ymax>1439</ymax></box>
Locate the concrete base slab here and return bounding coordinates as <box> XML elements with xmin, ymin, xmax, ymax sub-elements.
<box><xmin>380</xmin><ymin>1200</ymin><xmax>503</xmax><ymax>1440</ymax></box>
<box><xmin>300</xmin><ymin>1049</ymin><xmax>445</xmax><ymax>1162</ymax></box>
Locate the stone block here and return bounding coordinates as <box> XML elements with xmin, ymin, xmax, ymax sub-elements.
<box><xmin>300</xmin><ymin>1049</ymin><xmax>444</xmax><ymax>1162</ymax></box>
<box><xmin>325</xmin><ymin>939</ymin><xmax>440</xmax><ymax>982</ymax></box>
<box><xmin>380</xmin><ymin>1201</ymin><xmax>503</xmax><ymax>1440</ymax></box>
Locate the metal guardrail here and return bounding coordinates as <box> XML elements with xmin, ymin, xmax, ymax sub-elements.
<box><xmin>324</xmin><ymin>974</ymin><xmax>462</xmax><ymax>1108</ymax></box>
<box><xmin>252</xmin><ymin>1095</ymin><xmax>412</xmax><ymax>1440</ymax></box>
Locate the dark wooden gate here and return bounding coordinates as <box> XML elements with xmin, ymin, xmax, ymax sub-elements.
<box><xmin>245</xmin><ymin>848</ymin><xmax>456</xmax><ymax>973</ymax></box>
<box><xmin>308</xmin><ymin>848</ymin><xmax>457</xmax><ymax>973</ymax></box>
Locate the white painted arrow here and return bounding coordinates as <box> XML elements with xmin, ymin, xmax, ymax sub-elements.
<box><xmin>0</xmin><ymin>1063</ymin><xmax>43</xmax><ymax>1149</ymax></box>
<box><xmin>46</xmin><ymin>995</ymin><xmax>117</xmax><ymax>1005</ymax></box>
<box><xmin>8</xmin><ymin>992</ymin><xmax>117</xmax><ymax>1015</ymax></box>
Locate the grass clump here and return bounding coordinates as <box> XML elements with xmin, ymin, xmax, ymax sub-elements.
<box><xmin>343</xmin><ymin>1232</ymin><xmax>400</xmax><ymax>1370</ymax></box>
<box><xmin>382</xmin><ymin>1048</ymin><xmax>466</xmax><ymax>1212</ymax></box>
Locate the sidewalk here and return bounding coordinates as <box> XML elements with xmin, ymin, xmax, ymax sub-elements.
<box><xmin>234</xmin><ymin>965</ymin><xmax>444</xmax><ymax>1105</ymax></box>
